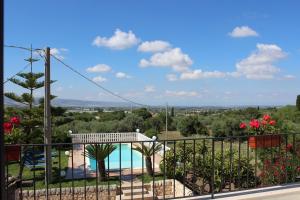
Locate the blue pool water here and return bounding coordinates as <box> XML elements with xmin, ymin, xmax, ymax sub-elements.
<box><xmin>88</xmin><ymin>144</ymin><xmax>144</xmax><ymax>170</ymax></box>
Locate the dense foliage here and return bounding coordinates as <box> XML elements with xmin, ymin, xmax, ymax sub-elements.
<box><xmin>177</xmin><ymin>116</ymin><xmax>208</xmax><ymax>137</ymax></box>
<box><xmin>160</xmin><ymin>142</ymin><xmax>258</xmax><ymax>193</ymax></box>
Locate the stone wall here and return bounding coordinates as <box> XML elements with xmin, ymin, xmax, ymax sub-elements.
<box><xmin>19</xmin><ymin>179</ymin><xmax>192</xmax><ymax>200</ymax></box>
<box><xmin>153</xmin><ymin>179</ymin><xmax>193</xmax><ymax>198</ymax></box>
<box><xmin>21</xmin><ymin>185</ymin><xmax>117</xmax><ymax>200</ymax></box>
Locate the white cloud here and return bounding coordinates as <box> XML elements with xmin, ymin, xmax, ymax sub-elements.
<box><xmin>166</xmin><ymin>74</ymin><xmax>178</xmax><ymax>81</ymax></box>
<box><xmin>282</xmin><ymin>75</ymin><xmax>296</xmax><ymax>80</ymax></box>
<box><xmin>180</xmin><ymin>69</ymin><xmax>226</xmax><ymax>80</ymax></box>
<box><xmin>165</xmin><ymin>90</ymin><xmax>198</xmax><ymax>97</ymax></box>
<box><xmin>36</xmin><ymin>48</ymin><xmax>67</xmax><ymax>60</ymax></box>
<box><xmin>115</xmin><ymin>72</ymin><xmax>131</xmax><ymax>79</ymax></box>
<box><xmin>236</xmin><ymin>43</ymin><xmax>287</xmax><ymax>79</ymax></box>
<box><xmin>92</xmin><ymin>76</ymin><xmax>107</xmax><ymax>83</ymax></box>
<box><xmin>144</xmin><ymin>85</ymin><xmax>156</xmax><ymax>92</ymax></box>
<box><xmin>139</xmin><ymin>48</ymin><xmax>193</xmax><ymax>72</ymax></box>
<box><xmin>86</xmin><ymin>64</ymin><xmax>111</xmax><ymax>73</ymax></box>
<box><xmin>229</xmin><ymin>26</ymin><xmax>259</xmax><ymax>38</ymax></box>
<box><xmin>226</xmin><ymin>71</ymin><xmax>242</xmax><ymax>78</ymax></box>
<box><xmin>92</xmin><ymin>29</ymin><xmax>140</xmax><ymax>50</ymax></box>
<box><xmin>138</xmin><ymin>40</ymin><xmax>171</xmax><ymax>52</ymax></box>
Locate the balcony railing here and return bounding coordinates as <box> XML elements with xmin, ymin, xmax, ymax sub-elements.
<box><xmin>4</xmin><ymin>133</ymin><xmax>300</xmax><ymax>200</ymax></box>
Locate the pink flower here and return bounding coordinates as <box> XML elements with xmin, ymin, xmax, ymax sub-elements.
<box><xmin>269</xmin><ymin>120</ymin><xmax>276</xmax><ymax>126</ymax></box>
<box><xmin>10</xmin><ymin>116</ymin><xmax>20</xmax><ymax>125</ymax></box>
<box><xmin>263</xmin><ymin>114</ymin><xmax>271</xmax><ymax>121</ymax></box>
<box><xmin>3</xmin><ymin>122</ymin><xmax>13</xmax><ymax>134</ymax></box>
<box><xmin>250</xmin><ymin>119</ymin><xmax>260</xmax><ymax>129</ymax></box>
<box><xmin>239</xmin><ymin>122</ymin><xmax>247</xmax><ymax>129</ymax></box>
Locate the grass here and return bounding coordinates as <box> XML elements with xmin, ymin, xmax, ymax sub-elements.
<box><xmin>158</xmin><ymin>131</ymin><xmax>183</xmax><ymax>140</ymax></box>
<box><xmin>7</xmin><ymin>149</ymin><xmax>68</xmax><ymax>180</ymax></box>
<box><xmin>6</xmin><ymin>149</ymin><xmax>120</xmax><ymax>190</ymax></box>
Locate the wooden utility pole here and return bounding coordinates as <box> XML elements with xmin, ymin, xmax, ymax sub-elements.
<box><xmin>44</xmin><ymin>47</ymin><xmax>52</xmax><ymax>184</ymax></box>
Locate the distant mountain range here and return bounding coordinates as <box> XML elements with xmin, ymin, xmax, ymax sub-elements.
<box><xmin>4</xmin><ymin>97</ymin><xmax>283</xmax><ymax>109</ymax></box>
<box><xmin>4</xmin><ymin>97</ymin><xmax>132</xmax><ymax>108</ymax></box>
<box><xmin>51</xmin><ymin>98</ymin><xmax>132</xmax><ymax>108</ymax></box>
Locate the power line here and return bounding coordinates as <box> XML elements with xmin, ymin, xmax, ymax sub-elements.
<box><xmin>5</xmin><ymin>44</ymin><xmax>151</xmax><ymax>108</ymax></box>
<box><xmin>51</xmin><ymin>54</ymin><xmax>149</xmax><ymax>107</ymax></box>
<box><xmin>4</xmin><ymin>44</ymin><xmax>43</xmax><ymax>52</ymax></box>
<box><xmin>3</xmin><ymin>63</ymin><xmax>31</xmax><ymax>84</ymax></box>
<box><xmin>4</xmin><ymin>45</ymin><xmax>44</xmax><ymax>84</ymax></box>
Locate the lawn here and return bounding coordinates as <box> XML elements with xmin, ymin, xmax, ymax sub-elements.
<box><xmin>6</xmin><ymin>149</ymin><xmax>120</xmax><ymax>190</ymax></box>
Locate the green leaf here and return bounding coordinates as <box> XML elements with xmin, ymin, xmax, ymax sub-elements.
<box><xmin>4</xmin><ymin>92</ymin><xmax>27</xmax><ymax>104</ymax></box>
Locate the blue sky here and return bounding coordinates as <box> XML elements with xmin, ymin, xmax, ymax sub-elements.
<box><xmin>4</xmin><ymin>0</ymin><xmax>300</xmax><ymax>106</ymax></box>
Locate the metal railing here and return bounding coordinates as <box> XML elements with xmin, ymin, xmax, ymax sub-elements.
<box><xmin>4</xmin><ymin>133</ymin><xmax>300</xmax><ymax>200</ymax></box>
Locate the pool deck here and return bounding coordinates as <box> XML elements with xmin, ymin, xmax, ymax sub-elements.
<box><xmin>66</xmin><ymin>144</ymin><xmax>162</xmax><ymax>179</ymax></box>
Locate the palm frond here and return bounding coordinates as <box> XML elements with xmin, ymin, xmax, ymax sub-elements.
<box><xmin>133</xmin><ymin>142</ymin><xmax>162</xmax><ymax>157</ymax></box>
<box><xmin>83</xmin><ymin>144</ymin><xmax>117</xmax><ymax>161</ymax></box>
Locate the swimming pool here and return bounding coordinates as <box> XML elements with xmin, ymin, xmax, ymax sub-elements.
<box><xmin>88</xmin><ymin>143</ymin><xmax>145</xmax><ymax>170</ymax></box>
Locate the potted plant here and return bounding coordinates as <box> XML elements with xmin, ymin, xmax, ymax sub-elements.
<box><xmin>4</xmin><ymin>116</ymin><xmax>23</xmax><ymax>161</ymax></box>
<box><xmin>240</xmin><ymin>114</ymin><xmax>281</xmax><ymax>149</ymax></box>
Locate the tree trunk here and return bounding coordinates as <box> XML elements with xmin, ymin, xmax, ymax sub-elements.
<box><xmin>145</xmin><ymin>156</ymin><xmax>153</xmax><ymax>176</ymax></box>
<box><xmin>98</xmin><ymin>160</ymin><xmax>106</xmax><ymax>181</ymax></box>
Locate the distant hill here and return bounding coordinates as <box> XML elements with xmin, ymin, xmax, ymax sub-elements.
<box><xmin>5</xmin><ymin>97</ymin><xmax>133</xmax><ymax>108</ymax></box>
<box><xmin>4</xmin><ymin>97</ymin><xmax>26</xmax><ymax>107</ymax></box>
<box><xmin>51</xmin><ymin>98</ymin><xmax>132</xmax><ymax>108</ymax></box>
<box><xmin>4</xmin><ymin>97</ymin><xmax>281</xmax><ymax>109</ymax></box>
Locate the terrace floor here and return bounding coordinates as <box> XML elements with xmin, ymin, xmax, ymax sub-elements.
<box><xmin>182</xmin><ymin>183</ymin><xmax>300</xmax><ymax>200</ymax></box>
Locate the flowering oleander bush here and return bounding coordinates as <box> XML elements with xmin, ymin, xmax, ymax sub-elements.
<box><xmin>239</xmin><ymin>114</ymin><xmax>279</xmax><ymax>135</ymax></box>
<box><xmin>259</xmin><ymin>143</ymin><xmax>300</xmax><ymax>185</ymax></box>
<box><xmin>3</xmin><ymin>116</ymin><xmax>23</xmax><ymax>144</ymax></box>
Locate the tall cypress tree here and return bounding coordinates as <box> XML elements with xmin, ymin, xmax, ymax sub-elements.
<box><xmin>170</xmin><ymin>107</ymin><xmax>175</xmax><ymax>117</ymax></box>
<box><xmin>296</xmin><ymin>95</ymin><xmax>300</xmax><ymax>111</ymax></box>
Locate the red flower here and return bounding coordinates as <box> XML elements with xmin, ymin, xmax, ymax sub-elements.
<box><xmin>239</xmin><ymin>122</ymin><xmax>247</xmax><ymax>129</ymax></box>
<box><xmin>269</xmin><ymin>120</ymin><xmax>276</xmax><ymax>126</ymax></box>
<box><xmin>3</xmin><ymin>122</ymin><xmax>13</xmax><ymax>134</ymax></box>
<box><xmin>297</xmin><ymin>167</ymin><xmax>300</xmax><ymax>172</ymax></box>
<box><xmin>250</xmin><ymin>119</ymin><xmax>260</xmax><ymax>129</ymax></box>
<box><xmin>286</xmin><ymin>143</ymin><xmax>293</xmax><ymax>152</ymax></box>
<box><xmin>10</xmin><ymin>116</ymin><xmax>20</xmax><ymax>125</ymax></box>
<box><xmin>264</xmin><ymin>159</ymin><xmax>271</xmax><ymax>165</ymax></box>
<box><xmin>263</xmin><ymin>114</ymin><xmax>271</xmax><ymax>121</ymax></box>
<box><xmin>261</xmin><ymin>120</ymin><xmax>268</xmax><ymax>126</ymax></box>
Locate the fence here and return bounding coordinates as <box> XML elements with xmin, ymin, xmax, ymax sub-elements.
<box><xmin>4</xmin><ymin>133</ymin><xmax>300</xmax><ymax>200</ymax></box>
<box><xmin>71</xmin><ymin>132</ymin><xmax>170</xmax><ymax>156</ymax></box>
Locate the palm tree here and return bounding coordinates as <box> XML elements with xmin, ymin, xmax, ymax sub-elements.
<box><xmin>133</xmin><ymin>142</ymin><xmax>162</xmax><ymax>176</ymax></box>
<box><xmin>84</xmin><ymin>144</ymin><xmax>116</xmax><ymax>181</ymax></box>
